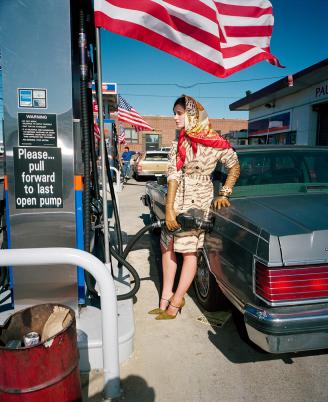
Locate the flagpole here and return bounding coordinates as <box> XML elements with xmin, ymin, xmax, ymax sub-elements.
<box><xmin>95</xmin><ymin>28</ymin><xmax>110</xmax><ymax>264</ymax></box>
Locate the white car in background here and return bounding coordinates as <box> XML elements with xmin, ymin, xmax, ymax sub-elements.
<box><xmin>133</xmin><ymin>150</ymin><xmax>169</xmax><ymax>180</ymax></box>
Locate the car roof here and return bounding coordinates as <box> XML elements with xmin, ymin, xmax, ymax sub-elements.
<box><xmin>235</xmin><ymin>145</ymin><xmax>328</xmax><ymax>153</ymax></box>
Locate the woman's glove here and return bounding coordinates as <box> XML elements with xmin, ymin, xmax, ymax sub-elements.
<box><xmin>165</xmin><ymin>180</ymin><xmax>180</xmax><ymax>231</ymax></box>
<box><xmin>213</xmin><ymin>196</ymin><xmax>230</xmax><ymax>210</ymax></box>
<box><xmin>213</xmin><ymin>162</ymin><xmax>240</xmax><ymax>210</ymax></box>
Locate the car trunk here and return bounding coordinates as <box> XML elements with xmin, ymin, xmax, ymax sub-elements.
<box><xmin>233</xmin><ymin>194</ymin><xmax>328</xmax><ymax>304</ymax></box>
<box><xmin>232</xmin><ymin>194</ymin><xmax>328</xmax><ymax>304</ymax></box>
<box><xmin>232</xmin><ymin>194</ymin><xmax>328</xmax><ymax>259</ymax></box>
<box><xmin>142</xmin><ymin>160</ymin><xmax>168</xmax><ymax>173</ymax></box>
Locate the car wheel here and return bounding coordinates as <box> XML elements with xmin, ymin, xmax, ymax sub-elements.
<box><xmin>193</xmin><ymin>249</ymin><xmax>227</xmax><ymax>311</ymax></box>
<box><xmin>134</xmin><ymin>174</ymin><xmax>140</xmax><ymax>181</ymax></box>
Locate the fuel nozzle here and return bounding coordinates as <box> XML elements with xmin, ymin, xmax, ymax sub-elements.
<box><xmin>176</xmin><ymin>214</ymin><xmax>214</xmax><ymax>232</ymax></box>
<box><xmin>154</xmin><ymin>214</ymin><xmax>214</xmax><ymax>233</ymax></box>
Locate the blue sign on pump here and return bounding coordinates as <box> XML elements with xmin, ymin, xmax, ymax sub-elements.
<box><xmin>18</xmin><ymin>88</ymin><xmax>47</xmax><ymax>109</ymax></box>
<box><xmin>19</xmin><ymin>89</ymin><xmax>33</xmax><ymax>107</ymax></box>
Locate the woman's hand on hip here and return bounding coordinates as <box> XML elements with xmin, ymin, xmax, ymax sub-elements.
<box><xmin>165</xmin><ymin>206</ymin><xmax>180</xmax><ymax>231</ymax></box>
<box><xmin>213</xmin><ymin>196</ymin><xmax>230</xmax><ymax>210</ymax></box>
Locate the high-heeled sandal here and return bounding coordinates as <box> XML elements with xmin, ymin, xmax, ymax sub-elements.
<box><xmin>155</xmin><ymin>298</ymin><xmax>186</xmax><ymax>320</ymax></box>
<box><xmin>148</xmin><ymin>297</ymin><xmax>171</xmax><ymax>315</ymax></box>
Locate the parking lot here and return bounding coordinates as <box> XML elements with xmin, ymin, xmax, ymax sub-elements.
<box><xmin>89</xmin><ymin>178</ymin><xmax>328</xmax><ymax>402</ymax></box>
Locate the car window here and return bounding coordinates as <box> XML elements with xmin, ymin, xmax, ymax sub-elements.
<box><xmin>302</xmin><ymin>154</ymin><xmax>328</xmax><ymax>182</ymax></box>
<box><xmin>144</xmin><ymin>153</ymin><xmax>168</xmax><ymax>161</ymax></box>
<box><xmin>231</xmin><ymin>149</ymin><xmax>328</xmax><ymax>197</ymax></box>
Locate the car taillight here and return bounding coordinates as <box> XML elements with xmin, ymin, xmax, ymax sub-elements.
<box><xmin>255</xmin><ymin>261</ymin><xmax>328</xmax><ymax>303</ymax></box>
<box><xmin>137</xmin><ymin>163</ymin><xmax>142</xmax><ymax>172</ymax></box>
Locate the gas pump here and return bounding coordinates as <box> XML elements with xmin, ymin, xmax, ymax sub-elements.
<box><xmin>0</xmin><ymin>0</ymin><xmax>135</xmax><ymax>376</ymax></box>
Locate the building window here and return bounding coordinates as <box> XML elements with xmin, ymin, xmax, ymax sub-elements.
<box><xmin>125</xmin><ymin>128</ymin><xmax>138</xmax><ymax>144</ymax></box>
<box><xmin>248</xmin><ymin>112</ymin><xmax>291</xmax><ymax>137</ymax></box>
<box><xmin>145</xmin><ymin>133</ymin><xmax>159</xmax><ymax>150</ymax></box>
<box><xmin>248</xmin><ymin>131</ymin><xmax>296</xmax><ymax>145</ymax></box>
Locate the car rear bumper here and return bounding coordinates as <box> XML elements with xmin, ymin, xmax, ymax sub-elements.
<box><xmin>244</xmin><ymin>303</ymin><xmax>328</xmax><ymax>353</ymax></box>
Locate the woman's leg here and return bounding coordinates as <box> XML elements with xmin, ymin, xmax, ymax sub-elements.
<box><xmin>160</xmin><ymin>239</ymin><xmax>177</xmax><ymax>310</ymax></box>
<box><xmin>167</xmin><ymin>252</ymin><xmax>197</xmax><ymax>315</ymax></box>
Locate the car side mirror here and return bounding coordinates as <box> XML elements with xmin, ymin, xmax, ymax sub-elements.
<box><xmin>156</xmin><ymin>175</ymin><xmax>167</xmax><ymax>186</ymax></box>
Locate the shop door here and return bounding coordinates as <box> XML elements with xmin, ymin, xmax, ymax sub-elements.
<box><xmin>316</xmin><ymin>103</ymin><xmax>328</xmax><ymax>145</ymax></box>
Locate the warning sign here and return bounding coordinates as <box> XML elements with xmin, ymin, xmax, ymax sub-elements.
<box><xmin>13</xmin><ymin>147</ymin><xmax>63</xmax><ymax>209</ymax></box>
<box><xmin>18</xmin><ymin>113</ymin><xmax>57</xmax><ymax>147</ymax></box>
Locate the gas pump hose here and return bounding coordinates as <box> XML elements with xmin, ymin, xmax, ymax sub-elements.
<box><xmin>113</xmin><ymin>214</ymin><xmax>213</xmax><ymax>301</ymax></box>
<box><xmin>114</xmin><ymin>220</ymin><xmax>163</xmax><ymax>301</ymax></box>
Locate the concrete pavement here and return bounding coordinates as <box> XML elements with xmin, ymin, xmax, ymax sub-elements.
<box><xmin>83</xmin><ymin>178</ymin><xmax>328</xmax><ymax>402</ymax></box>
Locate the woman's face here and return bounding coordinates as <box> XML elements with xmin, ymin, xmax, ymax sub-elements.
<box><xmin>173</xmin><ymin>104</ymin><xmax>186</xmax><ymax>129</ymax></box>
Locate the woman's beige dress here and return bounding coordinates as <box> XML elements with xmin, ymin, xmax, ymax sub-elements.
<box><xmin>160</xmin><ymin>139</ymin><xmax>238</xmax><ymax>253</ymax></box>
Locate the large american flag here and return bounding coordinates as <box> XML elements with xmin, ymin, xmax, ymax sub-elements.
<box><xmin>118</xmin><ymin>95</ymin><xmax>153</xmax><ymax>131</ymax></box>
<box><xmin>94</xmin><ymin>0</ymin><xmax>281</xmax><ymax>78</ymax></box>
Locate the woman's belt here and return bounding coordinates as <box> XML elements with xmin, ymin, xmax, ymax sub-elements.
<box><xmin>183</xmin><ymin>172</ymin><xmax>211</xmax><ymax>182</ymax></box>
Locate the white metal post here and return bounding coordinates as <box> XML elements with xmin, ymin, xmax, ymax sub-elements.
<box><xmin>0</xmin><ymin>248</ymin><xmax>121</xmax><ymax>399</ymax></box>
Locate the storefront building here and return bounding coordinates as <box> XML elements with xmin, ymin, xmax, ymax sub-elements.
<box><xmin>98</xmin><ymin>84</ymin><xmax>247</xmax><ymax>153</ymax></box>
<box><xmin>114</xmin><ymin>115</ymin><xmax>248</xmax><ymax>152</ymax></box>
<box><xmin>229</xmin><ymin>58</ymin><xmax>328</xmax><ymax>146</ymax></box>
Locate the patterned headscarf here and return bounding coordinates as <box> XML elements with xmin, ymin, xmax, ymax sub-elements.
<box><xmin>176</xmin><ymin>96</ymin><xmax>231</xmax><ymax>170</ymax></box>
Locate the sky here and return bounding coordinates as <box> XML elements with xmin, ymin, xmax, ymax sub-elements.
<box><xmin>1</xmin><ymin>0</ymin><xmax>328</xmax><ymax>142</ymax></box>
<box><xmin>100</xmin><ymin>0</ymin><xmax>328</xmax><ymax>120</ymax></box>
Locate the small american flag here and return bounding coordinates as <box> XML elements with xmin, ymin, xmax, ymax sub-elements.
<box><xmin>118</xmin><ymin>95</ymin><xmax>153</xmax><ymax>132</ymax></box>
<box><xmin>92</xmin><ymin>99</ymin><xmax>99</xmax><ymax>113</ymax></box>
<box><xmin>94</xmin><ymin>120</ymin><xmax>101</xmax><ymax>141</ymax></box>
<box><xmin>118</xmin><ymin>124</ymin><xmax>126</xmax><ymax>144</ymax></box>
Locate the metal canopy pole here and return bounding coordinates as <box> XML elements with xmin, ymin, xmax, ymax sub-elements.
<box><xmin>95</xmin><ymin>27</ymin><xmax>110</xmax><ymax>263</ymax></box>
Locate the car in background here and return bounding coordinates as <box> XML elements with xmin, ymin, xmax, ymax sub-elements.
<box><xmin>143</xmin><ymin>146</ymin><xmax>328</xmax><ymax>354</ymax></box>
<box><xmin>129</xmin><ymin>152</ymin><xmax>142</xmax><ymax>172</ymax></box>
<box><xmin>133</xmin><ymin>150</ymin><xmax>169</xmax><ymax>180</ymax></box>
<box><xmin>160</xmin><ymin>146</ymin><xmax>171</xmax><ymax>152</ymax></box>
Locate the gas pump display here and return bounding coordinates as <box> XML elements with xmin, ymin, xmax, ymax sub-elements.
<box><xmin>13</xmin><ymin>147</ymin><xmax>63</xmax><ymax>209</ymax></box>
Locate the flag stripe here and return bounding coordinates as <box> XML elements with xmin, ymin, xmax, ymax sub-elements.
<box><xmin>217</xmin><ymin>0</ymin><xmax>272</xmax><ymax>7</ymax></box>
<box><xmin>225</xmin><ymin>25</ymin><xmax>273</xmax><ymax>37</ymax></box>
<box><xmin>163</xmin><ymin>0</ymin><xmax>217</xmax><ymax>21</ymax></box>
<box><xmin>94</xmin><ymin>0</ymin><xmax>280</xmax><ymax>78</ymax></box>
<box><xmin>216</xmin><ymin>3</ymin><xmax>272</xmax><ymax>18</ymax></box>
<box><xmin>221</xmin><ymin>13</ymin><xmax>273</xmax><ymax>27</ymax></box>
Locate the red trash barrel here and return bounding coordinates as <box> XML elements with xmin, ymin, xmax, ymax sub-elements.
<box><xmin>0</xmin><ymin>304</ymin><xmax>82</xmax><ymax>402</ymax></box>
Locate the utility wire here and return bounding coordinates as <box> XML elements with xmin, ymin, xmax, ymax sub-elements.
<box><xmin>118</xmin><ymin>75</ymin><xmax>285</xmax><ymax>88</ymax></box>
<box><xmin>121</xmin><ymin>93</ymin><xmax>239</xmax><ymax>99</ymax></box>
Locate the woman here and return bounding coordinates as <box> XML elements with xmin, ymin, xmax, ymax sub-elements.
<box><xmin>149</xmin><ymin>95</ymin><xmax>240</xmax><ymax>319</ymax></box>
